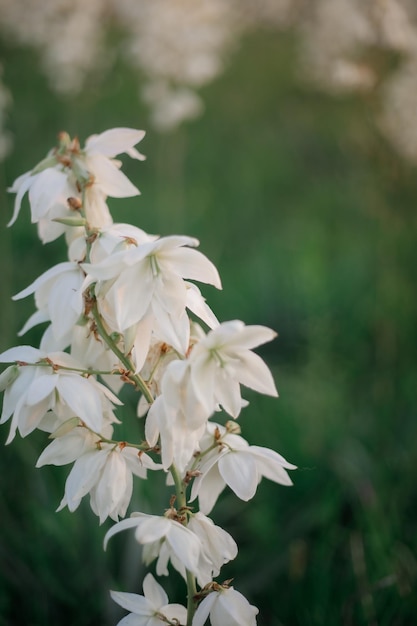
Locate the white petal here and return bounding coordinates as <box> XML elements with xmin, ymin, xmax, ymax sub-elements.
<box><xmin>223</xmin><ymin>324</ymin><xmax>277</xmax><ymax>350</ymax></box>
<box><xmin>166</xmin><ymin>522</ymin><xmax>201</xmax><ymax>575</ymax></box>
<box><xmin>123</xmin><ymin>448</ymin><xmax>161</xmax><ymax>477</ymax></box>
<box><xmin>215</xmin><ymin>375</ymin><xmax>242</xmax><ymax>418</ymax></box>
<box><xmin>0</xmin><ymin>346</ymin><xmax>43</xmax><ymax>363</ymax></box>
<box><xmin>132</xmin><ymin>314</ymin><xmax>154</xmax><ymax>373</ymax></box>
<box><xmin>249</xmin><ymin>445</ymin><xmax>296</xmax><ymax>484</ymax></box>
<box><xmin>193</xmin><ymin>465</ymin><xmax>226</xmax><ymax>515</ymax></box>
<box><xmin>36</xmin><ymin>429</ymin><xmax>91</xmax><ymax>467</ymax></box>
<box><xmin>145</xmin><ymin>398</ymin><xmax>162</xmax><ymax>447</ymax></box>
<box><xmin>233</xmin><ymin>351</ymin><xmax>278</xmax><ymax>397</ymax></box>
<box><xmin>17</xmin><ymin>396</ymin><xmax>52</xmax><ymax>438</ymax></box>
<box><xmin>104</xmin><ymin>515</ymin><xmax>145</xmax><ymax>550</ymax></box>
<box><xmin>189</xmin><ymin>512</ymin><xmax>238</xmax><ymax>569</ymax></box>
<box><xmin>0</xmin><ymin>367</ymin><xmax>34</xmax><ymax>423</ymax></box>
<box><xmin>26</xmin><ymin>373</ymin><xmax>57</xmax><ymax>406</ymax></box>
<box><xmin>127</xmin><ymin>146</ymin><xmax>146</xmax><ymax>161</ymax></box>
<box><xmin>28</xmin><ymin>168</ymin><xmax>71</xmax><ymax>222</ymax></box>
<box><xmin>94</xmin><ymin>451</ymin><xmax>131</xmax><ymax>523</ymax></box>
<box><xmin>7</xmin><ymin>172</ymin><xmax>33</xmax><ymax>227</ymax></box>
<box><xmin>12</xmin><ymin>262</ymin><xmax>78</xmax><ymax>301</ymax></box>
<box><xmin>151</xmin><ymin>300</ymin><xmax>189</xmax><ymax>356</ymax></box>
<box><xmin>64</xmin><ymin>449</ymin><xmax>108</xmax><ymax>508</ymax></box>
<box><xmin>18</xmin><ymin>310</ymin><xmax>49</xmax><ymax>337</ymax></box>
<box><xmin>192</xmin><ymin>593</ymin><xmax>217</xmax><ymax>626</ymax></box>
<box><xmin>0</xmin><ymin>365</ymin><xmax>19</xmax><ymax>392</ymax></box>
<box><xmin>136</xmin><ymin>516</ymin><xmax>171</xmax><ymax>544</ymax></box>
<box><xmin>56</xmin><ymin>375</ymin><xmax>103</xmax><ymax>432</ymax></box>
<box><xmin>107</xmin><ymin>263</ymin><xmax>154</xmax><ymax>331</ymax></box>
<box><xmin>215</xmin><ymin>588</ymin><xmax>258</xmax><ymax>625</ymax></box>
<box><xmin>189</xmin><ymin>353</ymin><xmax>217</xmax><ymax>417</ymax></box>
<box><xmin>142</xmin><ymin>573</ymin><xmax>168</xmax><ymax>610</ymax></box>
<box><xmin>219</xmin><ymin>451</ymin><xmax>259</xmax><ymax>501</ymax></box>
<box><xmin>110</xmin><ymin>590</ymin><xmax>152</xmax><ymax>616</ymax></box>
<box><xmin>86</xmin><ymin>128</ymin><xmax>145</xmax><ymax>158</ymax></box>
<box><xmin>161</xmin><ymin>604</ymin><xmax>187</xmax><ymax>624</ymax></box>
<box><xmin>163</xmin><ymin>246</ymin><xmax>222</xmax><ymax>289</ymax></box>
<box><xmin>185</xmin><ymin>283</ymin><xmax>219</xmax><ymax>329</ymax></box>
<box><xmin>87</xmin><ymin>153</ymin><xmax>140</xmax><ymax>197</ymax></box>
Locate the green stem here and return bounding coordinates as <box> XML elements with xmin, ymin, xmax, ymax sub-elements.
<box><xmin>189</xmin><ymin>441</ymin><xmax>219</xmax><ymax>471</ymax></box>
<box><xmin>88</xmin><ymin>430</ymin><xmax>151</xmax><ymax>452</ymax></box>
<box><xmin>185</xmin><ymin>570</ymin><xmax>198</xmax><ymax>626</ymax></box>
<box><xmin>170</xmin><ymin>463</ymin><xmax>198</xmax><ymax>626</ymax></box>
<box><xmin>91</xmin><ymin>302</ymin><xmax>154</xmax><ymax>405</ymax></box>
<box><xmin>19</xmin><ymin>361</ymin><xmax>117</xmax><ymax>377</ymax></box>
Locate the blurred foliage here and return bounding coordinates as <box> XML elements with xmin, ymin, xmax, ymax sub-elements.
<box><xmin>1</xmin><ymin>28</ymin><xmax>417</xmax><ymax>626</ymax></box>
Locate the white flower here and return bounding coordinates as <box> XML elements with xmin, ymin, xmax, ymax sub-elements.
<box><xmin>7</xmin><ymin>128</ymin><xmax>146</xmax><ymax>239</ymax></box>
<box><xmin>88</xmin><ymin>223</ymin><xmax>156</xmax><ymax>264</ymax></box>
<box><xmin>188</xmin><ymin>512</ymin><xmax>238</xmax><ymax>586</ymax></box>
<box><xmin>13</xmin><ymin>261</ymin><xmax>85</xmax><ymax>345</ymax></box>
<box><xmin>36</xmin><ymin>420</ymin><xmax>111</xmax><ymax>467</ymax></box>
<box><xmin>71</xmin><ymin>127</ymin><xmax>146</xmax><ymax>200</ymax></box>
<box><xmin>82</xmin><ymin>234</ymin><xmax>221</xmax><ymax>361</ymax></box>
<box><xmin>55</xmin><ymin>444</ymin><xmax>160</xmax><ymax>523</ymax></box>
<box><xmin>145</xmin><ymin>360</ymin><xmax>208</xmax><ymax>472</ymax></box>
<box><xmin>192</xmin><ymin>586</ymin><xmax>258</xmax><ymax>626</ymax></box>
<box><xmin>190</xmin><ymin>423</ymin><xmax>296</xmax><ymax>514</ymax></box>
<box><xmin>111</xmin><ymin>573</ymin><xmax>187</xmax><ymax>626</ymax></box>
<box><xmin>104</xmin><ymin>512</ymin><xmax>202</xmax><ymax>579</ymax></box>
<box><xmin>189</xmin><ymin>320</ymin><xmax>278</xmax><ymax>419</ymax></box>
<box><xmin>0</xmin><ymin>347</ymin><xmax>121</xmax><ymax>443</ymax></box>
<box><xmin>7</xmin><ymin>167</ymin><xmax>76</xmax><ymax>242</ymax></box>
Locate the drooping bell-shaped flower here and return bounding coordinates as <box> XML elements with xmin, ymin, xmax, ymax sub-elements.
<box><xmin>55</xmin><ymin>444</ymin><xmax>160</xmax><ymax>523</ymax></box>
<box><xmin>7</xmin><ymin>167</ymin><xmax>76</xmax><ymax>243</ymax></box>
<box><xmin>190</xmin><ymin>423</ymin><xmax>296</xmax><ymax>514</ymax></box>
<box><xmin>7</xmin><ymin>128</ymin><xmax>146</xmax><ymax>241</ymax></box>
<box><xmin>192</xmin><ymin>586</ymin><xmax>259</xmax><ymax>626</ymax></box>
<box><xmin>145</xmin><ymin>360</ymin><xmax>208</xmax><ymax>472</ymax></box>
<box><xmin>104</xmin><ymin>512</ymin><xmax>202</xmax><ymax>580</ymax></box>
<box><xmin>82</xmin><ymin>234</ymin><xmax>221</xmax><ymax>362</ymax></box>
<box><xmin>187</xmin><ymin>512</ymin><xmax>238</xmax><ymax>586</ymax></box>
<box><xmin>0</xmin><ymin>347</ymin><xmax>121</xmax><ymax>443</ymax></box>
<box><xmin>188</xmin><ymin>320</ymin><xmax>278</xmax><ymax>419</ymax></box>
<box><xmin>13</xmin><ymin>261</ymin><xmax>85</xmax><ymax>346</ymax></box>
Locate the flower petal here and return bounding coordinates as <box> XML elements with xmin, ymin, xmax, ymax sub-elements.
<box><xmin>233</xmin><ymin>350</ymin><xmax>278</xmax><ymax>397</ymax></box>
<box><xmin>218</xmin><ymin>451</ymin><xmax>258</xmax><ymax>501</ymax></box>
<box><xmin>110</xmin><ymin>590</ymin><xmax>152</xmax><ymax>616</ymax></box>
<box><xmin>86</xmin><ymin>128</ymin><xmax>145</xmax><ymax>158</ymax></box>
<box><xmin>192</xmin><ymin>593</ymin><xmax>217</xmax><ymax>626</ymax></box>
<box><xmin>87</xmin><ymin>153</ymin><xmax>140</xmax><ymax>198</ymax></box>
<box><xmin>56</xmin><ymin>374</ymin><xmax>103</xmax><ymax>432</ymax></box>
<box><xmin>142</xmin><ymin>573</ymin><xmax>168</xmax><ymax>610</ymax></box>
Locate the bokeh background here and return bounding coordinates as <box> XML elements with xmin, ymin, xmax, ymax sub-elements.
<box><xmin>0</xmin><ymin>2</ymin><xmax>417</xmax><ymax>625</ymax></box>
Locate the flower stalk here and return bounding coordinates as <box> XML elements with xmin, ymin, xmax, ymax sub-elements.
<box><xmin>0</xmin><ymin>128</ymin><xmax>296</xmax><ymax>626</ymax></box>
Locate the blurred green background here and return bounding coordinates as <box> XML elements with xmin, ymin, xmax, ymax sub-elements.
<box><xmin>1</xmin><ymin>27</ymin><xmax>417</xmax><ymax>626</ymax></box>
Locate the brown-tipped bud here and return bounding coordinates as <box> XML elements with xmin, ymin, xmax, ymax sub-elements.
<box><xmin>69</xmin><ymin>136</ymin><xmax>80</xmax><ymax>153</ymax></box>
<box><xmin>225</xmin><ymin>420</ymin><xmax>241</xmax><ymax>435</ymax></box>
<box><xmin>67</xmin><ymin>196</ymin><xmax>82</xmax><ymax>211</ymax></box>
<box><xmin>57</xmin><ymin>131</ymin><xmax>71</xmax><ymax>147</ymax></box>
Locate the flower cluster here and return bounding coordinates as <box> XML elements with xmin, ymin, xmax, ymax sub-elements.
<box><xmin>1</xmin><ymin>128</ymin><xmax>295</xmax><ymax>625</ymax></box>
